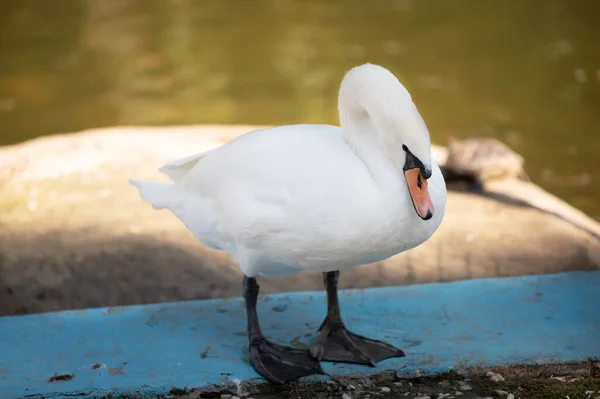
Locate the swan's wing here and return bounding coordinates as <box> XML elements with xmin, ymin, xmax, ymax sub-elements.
<box><xmin>158</xmin><ymin>151</ymin><xmax>209</xmax><ymax>182</ymax></box>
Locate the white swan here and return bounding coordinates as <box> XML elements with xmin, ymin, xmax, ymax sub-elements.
<box><xmin>129</xmin><ymin>63</ymin><xmax>447</xmax><ymax>383</ymax></box>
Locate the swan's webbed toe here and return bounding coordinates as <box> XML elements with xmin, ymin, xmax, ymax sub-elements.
<box><xmin>250</xmin><ymin>338</ymin><xmax>324</xmax><ymax>384</ymax></box>
<box><xmin>310</xmin><ymin>322</ymin><xmax>404</xmax><ymax>365</ymax></box>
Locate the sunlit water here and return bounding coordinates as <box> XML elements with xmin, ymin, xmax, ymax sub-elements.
<box><xmin>1</xmin><ymin>0</ymin><xmax>599</xmax><ymax>219</ymax></box>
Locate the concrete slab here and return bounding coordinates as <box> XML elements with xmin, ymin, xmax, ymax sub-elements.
<box><xmin>1</xmin><ymin>271</ymin><xmax>599</xmax><ymax>399</ymax></box>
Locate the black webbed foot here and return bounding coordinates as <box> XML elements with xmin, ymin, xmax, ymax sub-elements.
<box><xmin>310</xmin><ymin>321</ymin><xmax>405</xmax><ymax>365</ymax></box>
<box><xmin>250</xmin><ymin>338</ymin><xmax>324</xmax><ymax>384</ymax></box>
<box><xmin>243</xmin><ymin>275</ymin><xmax>323</xmax><ymax>383</ymax></box>
<box><xmin>310</xmin><ymin>270</ymin><xmax>405</xmax><ymax>366</ymax></box>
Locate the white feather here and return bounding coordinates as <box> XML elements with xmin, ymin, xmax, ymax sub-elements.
<box><xmin>157</xmin><ymin>151</ymin><xmax>208</xmax><ymax>182</ymax></box>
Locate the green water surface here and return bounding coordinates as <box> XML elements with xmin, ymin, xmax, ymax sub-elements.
<box><xmin>0</xmin><ymin>0</ymin><xmax>599</xmax><ymax>218</ymax></box>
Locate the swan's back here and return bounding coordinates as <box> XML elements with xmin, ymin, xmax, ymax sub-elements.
<box><xmin>178</xmin><ymin>124</ymin><xmax>378</xmax><ymax>203</ymax></box>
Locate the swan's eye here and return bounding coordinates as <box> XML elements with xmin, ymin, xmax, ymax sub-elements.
<box><xmin>402</xmin><ymin>144</ymin><xmax>409</xmax><ymax>152</ymax></box>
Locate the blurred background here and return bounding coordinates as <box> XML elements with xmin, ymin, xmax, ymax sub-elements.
<box><xmin>1</xmin><ymin>0</ymin><xmax>599</xmax><ymax>219</ymax></box>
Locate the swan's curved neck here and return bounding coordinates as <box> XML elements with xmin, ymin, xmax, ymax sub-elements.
<box><xmin>339</xmin><ymin>94</ymin><xmax>402</xmax><ymax>188</ymax></box>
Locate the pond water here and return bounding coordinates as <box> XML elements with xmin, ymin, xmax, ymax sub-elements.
<box><xmin>1</xmin><ymin>0</ymin><xmax>599</xmax><ymax>219</ymax></box>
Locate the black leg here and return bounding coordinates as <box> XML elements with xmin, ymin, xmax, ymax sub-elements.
<box><xmin>309</xmin><ymin>271</ymin><xmax>405</xmax><ymax>365</ymax></box>
<box><xmin>243</xmin><ymin>276</ymin><xmax>323</xmax><ymax>383</ymax></box>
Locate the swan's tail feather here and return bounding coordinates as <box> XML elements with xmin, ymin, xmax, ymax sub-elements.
<box><xmin>128</xmin><ymin>180</ymin><xmax>182</xmax><ymax>210</ymax></box>
<box><xmin>128</xmin><ymin>179</ymin><xmax>221</xmax><ymax>250</ymax></box>
<box><xmin>158</xmin><ymin>151</ymin><xmax>208</xmax><ymax>182</ymax></box>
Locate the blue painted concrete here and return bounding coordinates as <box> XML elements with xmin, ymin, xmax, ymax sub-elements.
<box><xmin>1</xmin><ymin>271</ymin><xmax>599</xmax><ymax>399</ymax></box>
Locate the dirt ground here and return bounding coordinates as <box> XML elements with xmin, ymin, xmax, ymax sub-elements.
<box><xmin>150</xmin><ymin>362</ymin><xmax>600</xmax><ymax>399</ymax></box>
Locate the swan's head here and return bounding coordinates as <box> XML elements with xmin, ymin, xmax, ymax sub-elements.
<box><xmin>339</xmin><ymin>63</ymin><xmax>435</xmax><ymax>220</ymax></box>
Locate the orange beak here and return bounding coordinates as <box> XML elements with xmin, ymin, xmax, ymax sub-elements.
<box><xmin>404</xmin><ymin>168</ymin><xmax>434</xmax><ymax>220</ymax></box>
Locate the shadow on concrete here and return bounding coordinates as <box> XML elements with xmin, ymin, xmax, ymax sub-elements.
<box><xmin>1</xmin><ymin>229</ymin><xmax>597</xmax><ymax>316</ymax></box>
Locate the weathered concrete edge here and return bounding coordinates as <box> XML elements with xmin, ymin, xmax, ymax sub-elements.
<box><xmin>2</xmin><ymin>270</ymin><xmax>599</xmax><ymax>399</ymax></box>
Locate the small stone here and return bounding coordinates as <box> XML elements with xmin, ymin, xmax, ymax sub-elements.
<box><xmin>454</xmin><ymin>392</ymin><xmax>463</xmax><ymax>396</ymax></box>
<box><xmin>414</xmin><ymin>396</ymin><xmax>431</xmax><ymax>399</ymax></box>
<box><xmin>342</xmin><ymin>394</ymin><xmax>352</xmax><ymax>399</ymax></box>
<box><xmin>381</xmin><ymin>387</ymin><xmax>391</xmax><ymax>393</ymax></box>
<box><xmin>438</xmin><ymin>394</ymin><xmax>451</xmax><ymax>399</ymax></box>
<box><xmin>348</xmin><ymin>385</ymin><xmax>356</xmax><ymax>390</ymax></box>
<box><xmin>459</xmin><ymin>384</ymin><xmax>472</xmax><ymax>391</ymax></box>
<box><xmin>231</xmin><ymin>396</ymin><xmax>240</xmax><ymax>399</ymax></box>
<box><xmin>220</xmin><ymin>395</ymin><xmax>232</xmax><ymax>399</ymax></box>
<box><xmin>495</xmin><ymin>390</ymin><xmax>509</xmax><ymax>397</ymax></box>
<box><xmin>393</xmin><ymin>381</ymin><xmax>404</xmax><ymax>386</ymax></box>
<box><xmin>507</xmin><ymin>395</ymin><xmax>515</xmax><ymax>399</ymax></box>
<box><xmin>486</xmin><ymin>371</ymin><xmax>506</xmax><ymax>382</ymax></box>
